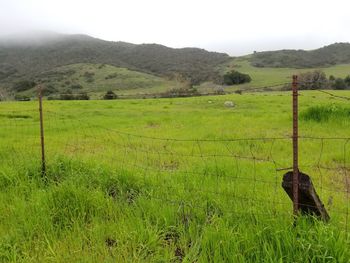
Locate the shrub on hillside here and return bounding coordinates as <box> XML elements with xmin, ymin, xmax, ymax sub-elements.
<box><xmin>103</xmin><ymin>90</ymin><xmax>118</xmax><ymax>100</ymax></box>
<box><xmin>105</xmin><ymin>73</ymin><xmax>118</xmax><ymax>80</ymax></box>
<box><xmin>298</xmin><ymin>70</ymin><xmax>328</xmax><ymax>90</ymax></box>
<box><xmin>84</xmin><ymin>71</ymin><xmax>95</xmax><ymax>83</ymax></box>
<box><xmin>59</xmin><ymin>90</ymin><xmax>89</xmax><ymax>100</ymax></box>
<box><xmin>75</xmin><ymin>92</ymin><xmax>90</xmax><ymax>100</ymax></box>
<box><xmin>13</xmin><ymin>80</ymin><xmax>36</xmax><ymax>92</ymax></box>
<box><xmin>14</xmin><ymin>94</ymin><xmax>31</xmax><ymax>101</ymax></box>
<box><xmin>42</xmin><ymin>85</ymin><xmax>57</xmax><ymax>96</ymax></box>
<box><xmin>70</xmin><ymin>84</ymin><xmax>83</xmax><ymax>90</ymax></box>
<box><xmin>344</xmin><ymin>75</ymin><xmax>350</xmax><ymax>87</ymax></box>
<box><xmin>161</xmin><ymin>86</ymin><xmax>200</xmax><ymax>98</ymax></box>
<box><xmin>222</xmin><ymin>71</ymin><xmax>251</xmax><ymax>85</ymax></box>
<box><xmin>332</xmin><ymin>78</ymin><xmax>347</xmax><ymax>90</ymax></box>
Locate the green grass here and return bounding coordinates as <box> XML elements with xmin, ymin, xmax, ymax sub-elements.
<box><xmin>208</xmin><ymin>58</ymin><xmax>350</xmax><ymax>93</ymax></box>
<box><xmin>18</xmin><ymin>63</ymin><xmax>183</xmax><ymax>98</ymax></box>
<box><xmin>8</xmin><ymin>59</ymin><xmax>350</xmax><ymax>99</ymax></box>
<box><xmin>301</xmin><ymin>104</ymin><xmax>350</xmax><ymax>123</ymax></box>
<box><xmin>1</xmin><ymin>90</ymin><xmax>350</xmax><ymax>262</ymax></box>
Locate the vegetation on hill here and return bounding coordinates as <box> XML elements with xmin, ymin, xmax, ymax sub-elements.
<box><xmin>250</xmin><ymin>43</ymin><xmax>350</xmax><ymax>68</ymax></box>
<box><xmin>0</xmin><ymin>33</ymin><xmax>230</xmax><ymax>91</ymax></box>
<box><xmin>2</xmin><ymin>34</ymin><xmax>350</xmax><ymax>98</ymax></box>
<box><xmin>10</xmin><ymin>63</ymin><xmax>184</xmax><ymax>99</ymax></box>
<box><xmin>215</xmin><ymin>58</ymin><xmax>350</xmax><ymax>94</ymax></box>
<box><xmin>222</xmin><ymin>70</ymin><xmax>251</xmax><ymax>85</ymax></box>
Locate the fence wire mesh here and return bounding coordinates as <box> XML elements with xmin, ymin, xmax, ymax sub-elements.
<box><xmin>1</xmin><ymin>86</ymin><xmax>349</xmax><ymax>233</ymax></box>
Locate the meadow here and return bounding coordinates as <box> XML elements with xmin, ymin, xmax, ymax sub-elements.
<box><xmin>208</xmin><ymin>58</ymin><xmax>350</xmax><ymax>93</ymax></box>
<box><xmin>0</xmin><ymin>90</ymin><xmax>350</xmax><ymax>262</ymax></box>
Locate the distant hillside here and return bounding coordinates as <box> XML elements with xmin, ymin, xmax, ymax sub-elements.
<box><xmin>0</xmin><ymin>33</ymin><xmax>230</xmax><ymax>91</ymax></box>
<box><xmin>16</xmin><ymin>63</ymin><xmax>182</xmax><ymax>98</ymax></box>
<box><xmin>250</xmin><ymin>43</ymin><xmax>350</xmax><ymax>68</ymax></box>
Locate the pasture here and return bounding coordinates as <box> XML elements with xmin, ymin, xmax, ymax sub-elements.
<box><xmin>215</xmin><ymin>58</ymin><xmax>350</xmax><ymax>93</ymax></box>
<box><xmin>0</xmin><ymin>90</ymin><xmax>349</xmax><ymax>262</ymax></box>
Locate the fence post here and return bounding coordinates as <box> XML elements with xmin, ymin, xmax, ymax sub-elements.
<box><xmin>38</xmin><ymin>85</ymin><xmax>46</xmax><ymax>177</ymax></box>
<box><xmin>292</xmin><ymin>75</ymin><xmax>299</xmax><ymax>215</ymax></box>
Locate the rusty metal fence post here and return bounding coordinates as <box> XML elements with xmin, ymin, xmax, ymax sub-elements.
<box><xmin>38</xmin><ymin>86</ymin><xmax>46</xmax><ymax>177</ymax></box>
<box><xmin>292</xmin><ymin>75</ymin><xmax>299</xmax><ymax>215</ymax></box>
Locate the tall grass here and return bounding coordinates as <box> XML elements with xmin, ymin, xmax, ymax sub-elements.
<box><xmin>1</xmin><ymin>159</ymin><xmax>349</xmax><ymax>262</ymax></box>
<box><xmin>301</xmin><ymin>104</ymin><xmax>350</xmax><ymax>122</ymax></box>
<box><xmin>1</xmin><ymin>91</ymin><xmax>350</xmax><ymax>261</ymax></box>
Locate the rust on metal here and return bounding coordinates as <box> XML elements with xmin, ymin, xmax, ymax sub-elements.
<box><xmin>292</xmin><ymin>75</ymin><xmax>299</xmax><ymax>215</ymax></box>
<box><xmin>38</xmin><ymin>85</ymin><xmax>46</xmax><ymax>177</ymax></box>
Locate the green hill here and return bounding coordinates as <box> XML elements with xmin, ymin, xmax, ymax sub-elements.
<box><xmin>15</xmin><ymin>63</ymin><xmax>183</xmax><ymax>99</ymax></box>
<box><xmin>0</xmin><ymin>33</ymin><xmax>230</xmax><ymax>93</ymax></box>
<box><xmin>2</xmin><ymin>33</ymin><xmax>350</xmax><ymax>99</ymax></box>
<box><xmin>250</xmin><ymin>43</ymin><xmax>350</xmax><ymax>68</ymax></box>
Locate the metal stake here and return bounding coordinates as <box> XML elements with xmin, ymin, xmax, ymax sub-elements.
<box><xmin>38</xmin><ymin>86</ymin><xmax>46</xmax><ymax>177</ymax></box>
<box><xmin>292</xmin><ymin>75</ymin><xmax>299</xmax><ymax>215</ymax></box>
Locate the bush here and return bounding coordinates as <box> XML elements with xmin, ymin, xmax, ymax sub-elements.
<box><xmin>298</xmin><ymin>70</ymin><xmax>328</xmax><ymax>90</ymax></box>
<box><xmin>70</xmin><ymin>84</ymin><xmax>83</xmax><ymax>90</ymax></box>
<box><xmin>83</xmin><ymin>71</ymin><xmax>95</xmax><ymax>83</ymax></box>
<box><xmin>42</xmin><ymin>85</ymin><xmax>57</xmax><ymax>96</ymax></box>
<box><xmin>222</xmin><ymin>71</ymin><xmax>251</xmax><ymax>85</ymax></box>
<box><xmin>14</xmin><ymin>94</ymin><xmax>31</xmax><ymax>101</ymax></box>
<box><xmin>13</xmin><ymin>80</ymin><xmax>36</xmax><ymax>92</ymax></box>
<box><xmin>161</xmin><ymin>86</ymin><xmax>200</xmax><ymax>98</ymax></box>
<box><xmin>58</xmin><ymin>90</ymin><xmax>89</xmax><ymax>100</ymax></box>
<box><xmin>105</xmin><ymin>73</ymin><xmax>118</xmax><ymax>80</ymax></box>
<box><xmin>344</xmin><ymin>75</ymin><xmax>350</xmax><ymax>87</ymax></box>
<box><xmin>213</xmin><ymin>87</ymin><xmax>225</xmax><ymax>95</ymax></box>
<box><xmin>75</xmin><ymin>92</ymin><xmax>90</xmax><ymax>100</ymax></box>
<box><xmin>332</xmin><ymin>78</ymin><xmax>347</xmax><ymax>90</ymax></box>
<box><xmin>103</xmin><ymin>90</ymin><xmax>118</xmax><ymax>100</ymax></box>
<box><xmin>59</xmin><ymin>89</ymin><xmax>74</xmax><ymax>100</ymax></box>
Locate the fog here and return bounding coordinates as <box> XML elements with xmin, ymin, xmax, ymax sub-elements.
<box><xmin>1</xmin><ymin>0</ymin><xmax>350</xmax><ymax>55</ymax></box>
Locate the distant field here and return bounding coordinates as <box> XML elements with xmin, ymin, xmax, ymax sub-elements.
<box><xmin>204</xmin><ymin>58</ymin><xmax>350</xmax><ymax>93</ymax></box>
<box><xmin>15</xmin><ymin>63</ymin><xmax>183</xmax><ymax>99</ymax></box>
<box><xmin>1</xmin><ymin>91</ymin><xmax>349</xmax><ymax>261</ymax></box>
<box><xmin>5</xmin><ymin>60</ymin><xmax>350</xmax><ymax>99</ymax></box>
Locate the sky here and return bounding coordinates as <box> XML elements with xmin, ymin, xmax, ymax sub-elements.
<box><xmin>1</xmin><ymin>0</ymin><xmax>350</xmax><ymax>55</ymax></box>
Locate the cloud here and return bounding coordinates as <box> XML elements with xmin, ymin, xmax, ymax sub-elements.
<box><xmin>0</xmin><ymin>0</ymin><xmax>349</xmax><ymax>55</ymax></box>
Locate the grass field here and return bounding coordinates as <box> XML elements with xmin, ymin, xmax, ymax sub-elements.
<box><xmin>209</xmin><ymin>58</ymin><xmax>350</xmax><ymax>93</ymax></box>
<box><xmin>7</xmin><ymin>60</ymin><xmax>350</xmax><ymax>99</ymax></box>
<box><xmin>1</xmin><ymin>90</ymin><xmax>350</xmax><ymax>262</ymax></box>
<box><xmin>15</xmin><ymin>63</ymin><xmax>183</xmax><ymax>99</ymax></box>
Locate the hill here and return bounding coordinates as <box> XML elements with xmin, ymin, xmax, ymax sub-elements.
<box><xmin>250</xmin><ymin>43</ymin><xmax>350</xmax><ymax>68</ymax></box>
<box><xmin>16</xmin><ymin>63</ymin><xmax>182</xmax><ymax>98</ymax></box>
<box><xmin>0</xmin><ymin>32</ymin><xmax>230</xmax><ymax>94</ymax></box>
<box><xmin>218</xmin><ymin>58</ymin><xmax>350</xmax><ymax>92</ymax></box>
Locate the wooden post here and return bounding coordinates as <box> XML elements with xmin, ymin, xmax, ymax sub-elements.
<box><xmin>282</xmin><ymin>171</ymin><xmax>330</xmax><ymax>221</ymax></box>
<box><xmin>38</xmin><ymin>86</ymin><xmax>46</xmax><ymax>177</ymax></box>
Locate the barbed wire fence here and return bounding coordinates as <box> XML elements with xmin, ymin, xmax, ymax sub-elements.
<box><xmin>1</xmin><ymin>77</ymin><xmax>349</xmax><ymax>232</ymax></box>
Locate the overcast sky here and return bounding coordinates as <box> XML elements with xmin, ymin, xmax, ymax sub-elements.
<box><xmin>1</xmin><ymin>0</ymin><xmax>349</xmax><ymax>55</ymax></box>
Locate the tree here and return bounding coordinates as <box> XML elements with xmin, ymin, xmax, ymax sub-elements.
<box><xmin>222</xmin><ymin>71</ymin><xmax>251</xmax><ymax>85</ymax></box>
<box><xmin>103</xmin><ymin>90</ymin><xmax>118</xmax><ymax>100</ymax></box>
<box><xmin>298</xmin><ymin>70</ymin><xmax>328</xmax><ymax>90</ymax></box>
<box><xmin>13</xmin><ymin>80</ymin><xmax>36</xmax><ymax>92</ymax></box>
<box><xmin>333</xmin><ymin>78</ymin><xmax>347</xmax><ymax>90</ymax></box>
<box><xmin>75</xmin><ymin>92</ymin><xmax>90</xmax><ymax>100</ymax></box>
<box><xmin>344</xmin><ymin>75</ymin><xmax>350</xmax><ymax>87</ymax></box>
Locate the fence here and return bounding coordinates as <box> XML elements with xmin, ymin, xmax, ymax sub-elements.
<box><xmin>1</xmin><ymin>77</ymin><xmax>350</xmax><ymax>232</ymax></box>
